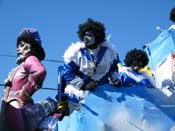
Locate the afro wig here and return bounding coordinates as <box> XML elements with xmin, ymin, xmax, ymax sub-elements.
<box><xmin>170</xmin><ymin>7</ymin><xmax>175</xmax><ymax>22</ymax></box>
<box><xmin>124</xmin><ymin>48</ymin><xmax>149</xmax><ymax>68</ymax></box>
<box><xmin>77</xmin><ymin>18</ymin><xmax>106</xmax><ymax>44</ymax></box>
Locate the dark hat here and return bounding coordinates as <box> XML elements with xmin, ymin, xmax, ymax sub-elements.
<box><xmin>17</xmin><ymin>28</ymin><xmax>45</xmax><ymax>61</ymax></box>
<box><xmin>170</xmin><ymin>7</ymin><xmax>175</xmax><ymax>22</ymax></box>
<box><xmin>77</xmin><ymin>18</ymin><xmax>106</xmax><ymax>44</ymax></box>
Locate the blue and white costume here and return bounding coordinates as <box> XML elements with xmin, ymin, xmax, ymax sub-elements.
<box><xmin>118</xmin><ymin>66</ymin><xmax>156</xmax><ymax>88</ymax></box>
<box><xmin>63</xmin><ymin>41</ymin><xmax>120</xmax><ymax>102</ymax></box>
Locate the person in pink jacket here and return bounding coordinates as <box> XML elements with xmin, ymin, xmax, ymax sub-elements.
<box><xmin>1</xmin><ymin>28</ymin><xmax>46</xmax><ymax>131</ymax></box>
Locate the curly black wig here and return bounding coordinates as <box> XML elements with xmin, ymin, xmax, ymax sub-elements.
<box><xmin>124</xmin><ymin>48</ymin><xmax>149</xmax><ymax>68</ymax></box>
<box><xmin>77</xmin><ymin>18</ymin><xmax>106</xmax><ymax>44</ymax></box>
<box><xmin>169</xmin><ymin>7</ymin><xmax>175</xmax><ymax>22</ymax></box>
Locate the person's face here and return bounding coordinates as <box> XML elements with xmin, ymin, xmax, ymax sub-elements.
<box><xmin>130</xmin><ymin>61</ymin><xmax>143</xmax><ymax>72</ymax></box>
<box><xmin>16</xmin><ymin>41</ymin><xmax>31</xmax><ymax>57</ymax></box>
<box><xmin>131</xmin><ymin>66</ymin><xmax>141</xmax><ymax>72</ymax></box>
<box><xmin>83</xmin><ymin>31</ymin><xmax>95</xmax><ymax>48</ymax></box>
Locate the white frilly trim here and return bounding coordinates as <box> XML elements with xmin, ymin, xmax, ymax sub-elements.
<box><xmin>64</xmin><ymin>84</ymin><xmax>85</xmax><ymax>99</ymax></box>
<box><xmin>63</xmin><ymin>41</ymin><xmax>85</xmax><ymax>63</ymax></box>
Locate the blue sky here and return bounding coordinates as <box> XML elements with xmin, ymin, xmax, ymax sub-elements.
<box><xmin>0</xmin><ymin>0</ymin><xmax>174</xmax><ymax>103</ymax></box>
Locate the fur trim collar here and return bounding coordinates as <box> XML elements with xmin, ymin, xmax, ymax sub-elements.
<box><xmin>63</xmin><ymin>41</ymin><xmax>85</xmax><ymax>63</ymax></box>
<box><xmin>63</xmin><ymin>41</ymin><xmax>117</xmax><ymax>63</ymax></box>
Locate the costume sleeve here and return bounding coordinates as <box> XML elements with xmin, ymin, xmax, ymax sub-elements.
<box><xmin>118</xmin><ymin>68</ymin><xmax>155</xmax><ymax>88</ymax></box>
<box><xmin>138</xmin><ymin>71</ymin><xmax>155</xmax><ymax>88</ymax></box>
<box><xmin>109</xmin><ymin>53</ymin><xmax>121</xmax><ymax>83</ymax></box>
<box><xmin>118</xmin><ymin>71</ymin><xmax>138</xmax><ymax>86</ymax></box>
<box><xmin>63</xmin><ymin>61</ymin><xmax>86</xmax><ymax>102</ymax></box>
<box><xmin>63</xmin><ymin>61</ymin><xmax>92</xmax><ymax>89</ymax></box>
<box><xmin>63</xmin><ymin>62</ymin><xmax>80</xmax><ymax>82</ymax></box>
<box><xmin>63</xmin><ymin>43</ymin><xmax>85</xmax><ymax>87</ymax></box>
<box><xmin>138</xmin><ymin>79</ymin><xmax>155</xmax><ymax>88</ymax></box>
<box><xmin>22</xmin><ymin>56</ymin><xmax>46</xmax><ymax>96</ymax></box>
<box><xmin>63</xmin><ymin>43</ymin><xmax>94</xmax><ymax>89</ymax></box>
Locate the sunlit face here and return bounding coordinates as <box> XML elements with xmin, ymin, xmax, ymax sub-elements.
<box><xmin>83</xmin><ymin>31</ymin><xmax>95</xmax><ymax>48</ymax></box>
<box><xmin>16</xmin><ymin>41</ymin><xmax>31</xmax><ymax>64</ymax></box>
<box><xmin>130</xmin><ymin>60</ymin><xmax>143</xmax><ymax>72</ymax></box>
<box><xmin>16</xmin><ymin>41</ymin><xmax>31</xmax><ymax>57</ymax></box>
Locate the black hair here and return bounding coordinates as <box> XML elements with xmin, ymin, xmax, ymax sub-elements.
<box><xmin>77</xmin><ymin>18</ymin><xmax>106</xmax><ymax>44</ymax></box>
<box><xmin>170</xmin><ymin>7</ymin><xmax>175</xmax><ymax>22</ymax></box>
<box><xmin>124</xmin><ymin>48</ymin><xmax>149</xmax><ymax>68</ymax></box>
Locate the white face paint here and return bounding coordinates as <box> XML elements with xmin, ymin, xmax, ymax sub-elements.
<box><xmin>83</xmin><ymin>31</ymin><xmax>95</xmax><ymax>47</ymax></box>
<box><xmin>131</xmin><ymin>66</ymin><xmax>141</xmax><ymax>72</ymax></box>
<box><xmin>83</xmin><ymin>35</ymin><xmax>95</xmax><ymax>46</ymax></box>
<box><xmin>16</xmin><ymin>41</ymin><xmax>31</xmax><ymax>64</ymax></box>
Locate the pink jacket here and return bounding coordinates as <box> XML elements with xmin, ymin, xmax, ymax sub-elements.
<box><xmin>11</xmin><ymin>55</ymin><xmax>46</xmax><ymax>97</ymax></box>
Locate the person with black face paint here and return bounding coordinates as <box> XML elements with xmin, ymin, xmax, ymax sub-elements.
<box><xmin>62</xmin><ymin>18</ymin><xmax>121</xmax><ymax>106</ymax></box>
<box><xmin>117</xmin><ymin>48</ymin><xmax>155</xmax><ymax>88</ymax></box>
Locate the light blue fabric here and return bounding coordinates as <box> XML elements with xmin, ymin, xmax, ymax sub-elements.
<box><xmin>145</xmin><ymin>29</ymin><xmax>175</xmax><ymax>70</ymax></box>
<box><xmin>51</xmin><ymin>29</ymin><xmax>175</xmax><ymax>131</ymax></box>
<box><xmin>54</xmin><ymin>85</ymin><xmax>175</xmax><ymax>131</ymax></box>
<box><xmin>144</xmin><ymin>29</ymin><xmax>175</xmax><ymax>90</ymax></box>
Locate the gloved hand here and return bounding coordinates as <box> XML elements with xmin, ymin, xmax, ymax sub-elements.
<box><xmin>82</xmin><ymin>81</ymin><xmax>97</xmax><ymax>91</ymax></box>
<box><xmin>113</xmin><ymin>79</ymin><xmax>122</xmax><ymax>87</ymax></box>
